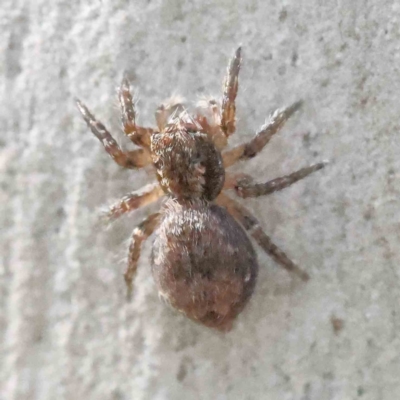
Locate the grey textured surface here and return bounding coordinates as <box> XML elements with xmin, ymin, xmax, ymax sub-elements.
<box><xmin>1</xmin><ymin>1</ymin><xmax>400</xmax><ymax>399</ymax></box>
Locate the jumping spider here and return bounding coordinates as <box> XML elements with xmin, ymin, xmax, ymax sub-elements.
<box><xmin>76</xmin><ymin>47</ymin><xmax>326</xmax><ymax>332</ymax></box>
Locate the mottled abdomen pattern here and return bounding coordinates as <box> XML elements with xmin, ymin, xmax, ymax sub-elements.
<box><xmin>152</xmin><ymin>200</ymin><xmax>258</xmax><ymax>331</ymax></box>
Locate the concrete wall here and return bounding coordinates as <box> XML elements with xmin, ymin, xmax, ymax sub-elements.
<box><xmin>1</xmin><ymin>0</ymin><xmax>400</xmax><ymax>399</ymax></box>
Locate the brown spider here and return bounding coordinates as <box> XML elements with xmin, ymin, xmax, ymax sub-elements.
<box><xmin>76</xmin><ymin>47</ymin><xmax>326</xmax><ymax>332</ymax></box>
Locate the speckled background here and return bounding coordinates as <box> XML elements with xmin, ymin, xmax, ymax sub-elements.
<box><xmin>1</xmin><ymin>1</ymin><xmax>400</xmax><ymax>399</ymax></box>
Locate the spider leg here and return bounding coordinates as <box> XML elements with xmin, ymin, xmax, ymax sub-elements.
<box><xmin>216</xmin><ymin>192</ymin><xmax>309</xmax><ymax>281</ymax></box>
<box><xmin>155</xmin><ymin>95</ymin><xmax>186</xmax><ymax>131</ymax></box>
<box><xmin>195</xmin><ymin>97</ymin><xmax>227</xmax><ymax>150</ymax></box>
<box><xmin>118</xmin><ymin>77</ymin><xmax>154</xmax><ymax>148</ymax></box>
<box><xmin>232</xmin><ymin>161</ymin><xmax>328</xmax><ymax>198</ymax></box>
<box><xmin>223</xmin><ymin>172</ymin><xmax>252</xmax><ymax>190</ymax></box>
<box><xmin>76</xmin><ymin>99</ymin><xmax>152</xmax><ymax>169</ymax></box>
<box><xmin>102</xmin><ymin>183</ymin><xmax>164</xmax><ymax>222</ymax></box>
<box><xmin>125</xmin><ymin>212</ymin><xmax>160</xmax><ymax>300</ymax></box>
<box><xmin>222</xmin><ymin>101</ymin><xmax>303</xmax><ymax>168</ymax></box>
<box><xmin>221</xmin><ymin>47</ymin><xmax>241</xmax><ymax>137</ymax></box>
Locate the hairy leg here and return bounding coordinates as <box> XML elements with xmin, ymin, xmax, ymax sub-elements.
<box><xmin>195</xmin><ymin>97</ymin><xmax>227</xmax><ymax>150</ymax></box>
<box><xmin>118</xmin><ymin>77</ymin><xmax>153</xmax><ymax>148</ymax></box>
<box><xmin>222</xmin><ymin>101</ymin><xmax>303</xmax><ymax>168</ymax></box>
<box><xmin>221</xmin><ymin>47</ymin><xmax>241</xmax><ymax>137</ymax></box>
<box><xmin>223</xmin><ymin>172</ymin><xmax>252</xmax><ymax>190</ymax></box>
<box><xmin>125</xmin><ymin>212</ymin><xmax>160</xmax><ymax>299</ymax></box>
<box><xmin>155</xmin><ymin>95</ymin><xmax>186</xmax><ymax>131</ymax></box>
<box><xmin>216</xmin><ymin>192</ymin><xmax>309</xmax><ymax>281</ymax></box>
<box><xmin>102</xmin><ymin>183</ymin><xmax>164</xmax><ymax>222</ymax></box>
<box><xmin>232</xmin><ymin>161</ymin><xmax>327</xmax><ymax>198</ymax></box>
<box><xmin>76</xmin><ymin>99</ymin><xmax>152</xmax><ymax>169</ymax></box>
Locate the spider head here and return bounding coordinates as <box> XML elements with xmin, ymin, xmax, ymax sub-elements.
<box><xmin>151</xmin><ymin>112</ymin><xmax>224</xmax><ymax>201</ymax></box>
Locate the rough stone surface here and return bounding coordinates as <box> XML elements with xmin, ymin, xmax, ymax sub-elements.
<box><xmin>1</xmin><ymin>1</ymin><xmax>400</xmax><ymax>399</ymax></box>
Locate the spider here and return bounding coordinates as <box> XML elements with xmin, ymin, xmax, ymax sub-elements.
<box><xmin>76</xmin><ymin>47</ymin><xmax>326</xmax><ymax>332</ymax></box>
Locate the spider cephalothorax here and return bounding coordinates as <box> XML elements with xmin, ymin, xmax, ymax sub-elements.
<box><xmin>151</xmin><ymin>114</ymin><xmax>225</xmax><ymax>201</ymax></box>
<box><xmin>76</xmin><ymin>47</ymin><xmax>326</xmax><ymax>331</ymax></box>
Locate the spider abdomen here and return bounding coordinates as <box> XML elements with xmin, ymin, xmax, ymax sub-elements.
<box><xmin>151</xmin><ymin>199</ymin><xmax>258</xmax><ymax>331</ymax></box>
